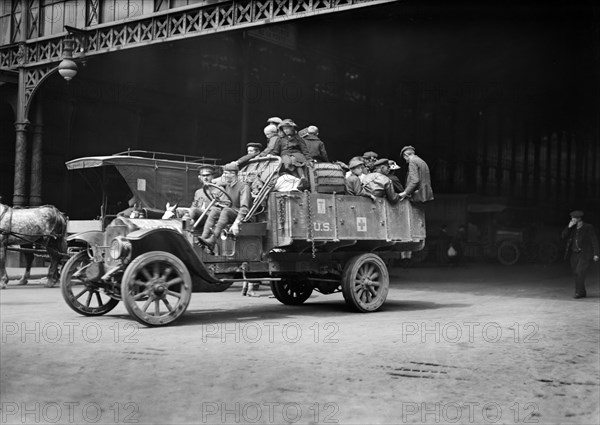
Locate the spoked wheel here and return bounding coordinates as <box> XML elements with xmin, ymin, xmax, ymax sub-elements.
<box><xmin>497</xmin><ymin>241</ymin><xmax>520</xmax><ymax>266</ymax></box>
<box><xmin>121</xmin><ymin>251</ymin><xmax>192</xmax><ymax>326</ymax></box>
<box><xmin>60</xmin><ymin>251</ymin><xmax>120</xmax><ymax>316</ymax></box>
<box><xmin>342</xmin><ymin>253</ymin><xmax>389</xmax><ymax>312</ymax></box>
<box><xmin>270</xmin><ymin>277</ymin><xmax>313</xmax><ymax>305</ymax></box>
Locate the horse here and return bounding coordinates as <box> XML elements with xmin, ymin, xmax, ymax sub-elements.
<box><xmin>0</xmin><ymin>203</ymin><xmax>68</xmax><ymax>289</ymax></box>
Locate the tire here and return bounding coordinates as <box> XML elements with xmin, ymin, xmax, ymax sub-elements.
<box><xmin>60</xmin><ymin>251</ymin><xmax>120</xmax><ymax>316</ymax></box>
<box><xmin>342</xmin><ymin>253</ymin><xmax>389</xmax><ymax>312</ymax></box>
<box><xmin>497</xmin><ymin>240</ymin><xmax>520</xmax><ymax>266</ymax></box>
<box><xmin>270</xmin><ymin>278</ymin><xmax>313</xmax><ymax>305</ymax></box>
<box><xmin>121</xmin><ymin>251</ymin><xmax>192</xmax><ymax>326</ymax></box>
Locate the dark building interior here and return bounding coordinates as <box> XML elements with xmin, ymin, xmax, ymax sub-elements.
<box><xmin>1</xmin><ymin>1</ymin><xmax>598</xmax><ymax>225</ymax></box>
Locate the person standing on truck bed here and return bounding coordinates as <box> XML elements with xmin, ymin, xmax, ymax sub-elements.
<box><xmin>398</xmin><ymin>145</ymin><xmax>434</xmax><ymax>203</ymax></box>
<box><xmin>199</xmin><ymin>163</ymin><xmax>251</xmax><ymax>253</ymax></box>
<box><xmin>362</xmin><ymin>158</ymin><xmax>400</xmax><ymax>203</ymax></box>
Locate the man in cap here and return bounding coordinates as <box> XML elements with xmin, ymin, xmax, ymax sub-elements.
<box><xmin>398</xmin><ymin>145</ymin><xmax>434</xmax><ymax>203</ymax></box>
<box><xmin>362</xmin><ymin>151</ymin><xmax>379</xmax><ymax>173</ymax></box>
<box><xmin>561</xmin><ymin>210</ymin><xmax>599</xmax><ymax>298</ymax></box>
<box><xmin>345</xmin><ymin>157</ymin><xmax>367</xmax><ymax>196</ymax></box>
<box><xmin>300</xmin><ymin>125</ymin><xmax>329</xmax><ymax>162</ymax></box>
<box><xmin>362</xmin><ymin>158</ymin><xmax>400</xmax><ymax>203</ymax></box>
<box><xmin>187</xmin><ymin>165</ymin><xmax>221</xmax><ymax>228</ymax></box>
<box><xmin>199</xmin><ymin>162</ymin><xmax>251</xmax><ymax>253</ymax></box>
<box><xmin>233</xmin><ymin>141</ymin><xmax>263</xmax><ymax>169</ymax></box>
<box><xmin>262</xmin><ymin>118</ymin><xmax>311</xmax><ymax>178</ymax></box>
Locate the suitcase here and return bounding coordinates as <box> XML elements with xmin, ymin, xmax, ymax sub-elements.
<box><xmin>307</xmin><ymin>163</ymin><xmax>346</xmax><ymax>194</ymax></box>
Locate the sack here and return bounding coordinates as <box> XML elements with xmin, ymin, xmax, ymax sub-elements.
<box><xmin>447</xmin><ymin>245</ymin><xmax>457</xmax><ymax>257</ymax></box>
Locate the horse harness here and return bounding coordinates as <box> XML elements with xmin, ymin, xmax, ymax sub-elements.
<box><xmin>0</xmin><ymin>205</ymin><xmax>64</xmax><ymax>248</ymax></box>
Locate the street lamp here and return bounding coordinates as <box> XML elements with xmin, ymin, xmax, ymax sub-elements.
<box><xmin>58</xmin><ymin>36</ymin><xmax>78</xmax><ymax>82</ymax></box>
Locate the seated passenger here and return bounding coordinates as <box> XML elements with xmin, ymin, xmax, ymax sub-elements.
<box><xmin>345</xmin><ymin>157</ymin><xmax>367</xmax><ymax>196</ymax></box>
<box><xmin>189</xmin><ymin>165</ymin><xmax>222</xmax><ymax>228</ymax></box>
<box><xmin>300</xmin><ymin>125</ymin><xmax>329</xmax><ymax>162</ymax></box>
<box><xmin>362</xmin><ymin>151</ymin><xmax>379</xmax><ymax>173</ymax></box>
<box><xmin>261</xmin><ymin>119</ymin><xmax>310</xmax><ymax>178</ymax></box>
<box><xmin>376</xmin><ymin>159</ymin><xmax>404</xmax><ymax>193</ymax></box>
<box><xmin>362</xmin><ymin>158</ymin><xmax>400</xmax><ymax>204</ymax></box>
<box><xmin>234</xmin><ymin>142</ymin><xmax>263</xmax><ymax>169</ymax></box>
<box><xmin>199</xmin><ymin>163</ymin><xmax>251</xmax><ymax>252</ymax></box>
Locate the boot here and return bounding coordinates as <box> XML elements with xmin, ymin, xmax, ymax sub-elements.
<box><xmin>241</xmin><ymin>281</ymin><xmax>248</xmax><ymax>296</ymax></box>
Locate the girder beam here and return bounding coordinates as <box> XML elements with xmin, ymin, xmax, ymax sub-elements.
<box><xmin>0</xmin><ymin>0</ymin><xmax>397</xmax><ymax>71</ymax></box>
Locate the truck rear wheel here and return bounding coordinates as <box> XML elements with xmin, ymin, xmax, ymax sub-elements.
<box><xmin>342</xmin><ymin>253</ymin><xmax>389</xmax><ymax>312</ymax></box>
<box><xmin>121</xmin><ymin>251</ymin><xmax>192</xmax><ymax>326</ymax></box>
<box><xmin>270</xmin><ymin>278</ymin><xmax>313</xmax><ymax>305</ymax></box>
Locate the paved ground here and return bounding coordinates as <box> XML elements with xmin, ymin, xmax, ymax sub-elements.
<box><xmin>1</xmin><ymin>262</ymin><xmax>599</xmax><ymax>424</ymax></box>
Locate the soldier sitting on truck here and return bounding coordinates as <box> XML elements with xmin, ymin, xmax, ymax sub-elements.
<box><xmin>299</xmin><ymin>125</ymin><xmax>329</xmax><ymax>163</ymax></box>
<box><xmin>362</xmin><ymin>158</ymin><xmax>400</xmax><ymax>204</ymax></box>
<box><xmin>199</xmin><ymin>162</ymin><xmax>251</xmax><ymax>253</ymax></box>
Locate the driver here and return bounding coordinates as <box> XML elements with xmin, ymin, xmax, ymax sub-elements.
<box><xmin>199</xmin><ymin>162</ymin><xmax>251</xmax><ymax>253</ymax></box>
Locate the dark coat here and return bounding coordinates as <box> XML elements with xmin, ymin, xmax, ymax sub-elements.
<box><xmin>302</xmin><ymin>134</ymin><xmax>329</xmax><ymax>162</ymax></box>
<box><xmin>562</xmin><ymin>223</ymin><xmax>600</xmax><ymax>261</ymax></box>
<box><xmin>404</xmin><ymin>154</ymin><xmax>434</xmax><ymax>203</ymax></box>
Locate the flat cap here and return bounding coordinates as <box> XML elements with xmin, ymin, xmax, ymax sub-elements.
<box><xmin>363</xmin><ymin>151</ymin><xmax>378</xmax><ymax>159</ymax></box>
<box><xmin>570</xmin><ymin>210</ymin><xmax>584</xmax><ymax>218</ymax></box>
<box><xmin>348</xmin><ymin>157</ymin><xmax>365</xmax><ymax>169</ymax></box>
<box><xmin>198</xmin><ymin>165</ymin><xmax>215</xmax><ymax>175</ymax></box>
<box><xmin>307</xmin><ymin>125</ymin><xmax>319</xmax><ymax>135</ymax></box>
<box><xmin>374</xmin><ymin>158</ymin><xmax>390</xmax><ymax>167</ymax></box>
<box><xmin>278</xmin><ymin>118</ymin><xmax>298</xmax><ymax>128</ymax></box>
<box><xmin>222</xmin><ymin>162</ymin><xmax>239</xmax><ymax>172</ymax></box>
<box><xmin>400</xmin><ymin>145</ymin><xmax>416</xmax><ymax>156</ymax></box>
<box><xmin>267</xmin><ymin>117</ymin><xmax>282</xmax><ymax>125</ymax></box>
<box><xmin>247</xmin><ymin>142</ymin><xmax>263</xmax><ymax>149</ymax></box>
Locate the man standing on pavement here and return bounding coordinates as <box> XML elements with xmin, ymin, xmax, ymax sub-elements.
<box><xmin>398</xmin><ymin>145</ymin><xmax>434</xmax><ymax>203</ymax></box>
<box><xmin>199</xmin><ymin>163</ymin><xmax>251</xmax><ymax>254</ymax></box>
<box><xmin>561</xmin><ymin>210</ymin><xmax>599</xmax><ymax>298</ymax></box>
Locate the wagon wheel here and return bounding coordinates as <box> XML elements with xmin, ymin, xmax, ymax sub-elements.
<box><xmin>497</xmin><ymin>240</ymin><xmax>520</xmax><ymax>266</ymax></box>
<box><xmin>342</xmin><ymin>253</ymin><xmax>389</xmax><ymax>312</ymax></box>
<box><xmin>121</xmin><ymin>251</ymin><xmax>192</xmax><ymax>326</ymax></box>
<box><xmin>60</xmin><ymin>251</ymin><xmax>120</xmax><ymax>316</ymax></box>
<box><xmin>270</xmin><ymin>277</ymin><xmax>313</xmax><ymax>305</ymax></box>
<box><xmin>537</xmin><ymin>241</ymin><xmax>559</xmax><ymax>264</ymax></box>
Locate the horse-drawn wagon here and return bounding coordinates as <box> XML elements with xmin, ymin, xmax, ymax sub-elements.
<box><xmin>61</xmin><ymin>151</ymin><xmax>426</xmax><ymax>326</ymax></box>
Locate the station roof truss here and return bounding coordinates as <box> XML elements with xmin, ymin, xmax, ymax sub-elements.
<box><xmin>0</xmin><ymin>0</ymin><xmax>396</xmax><ymax>71</ymax></box>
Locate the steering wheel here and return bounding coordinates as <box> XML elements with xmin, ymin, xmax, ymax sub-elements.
<box><xmin>203</xmin><ymin>183</ymin><xmax>233</xmax><ymax>208</ymax></box>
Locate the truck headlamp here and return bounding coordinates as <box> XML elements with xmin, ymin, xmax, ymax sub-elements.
<box><xmin>109</xmin><ymin>237</ymin><xmax>131</xmax><ymax>260</ymax></box>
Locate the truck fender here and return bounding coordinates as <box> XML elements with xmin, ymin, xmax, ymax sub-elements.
<box><xmin>125</xmin><ymin>228</ymin><xmax>219</xmax><ymax>284</ymax></box>
<box><xmin>66</xmin><ymin>231</ymin><xmax>104</xmax><ymax>247</ymax></box>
